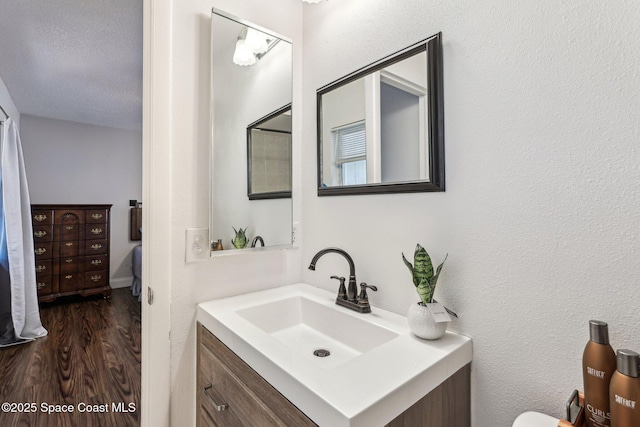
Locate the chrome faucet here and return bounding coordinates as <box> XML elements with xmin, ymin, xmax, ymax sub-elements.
<box><xmin>250</xmin><ymin>236</ymin><xmax>265</xmax><ymax>248</ymax></box>
<box><xmin>308</xmin><ymin>247</ymin><xmax>377</xmax><ymax>313</ymax></box>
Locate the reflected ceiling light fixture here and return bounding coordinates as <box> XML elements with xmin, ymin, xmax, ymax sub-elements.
<box><xmin>233</xmin><ymin>27</ymin><xmax>280</xmax><ymax>66</ymax></box>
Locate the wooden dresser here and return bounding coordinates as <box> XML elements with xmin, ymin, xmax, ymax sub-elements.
<box><xmin>31</xmin><ymin>204</ymin><xmax>112</xmax><ymax>303</ymax></box>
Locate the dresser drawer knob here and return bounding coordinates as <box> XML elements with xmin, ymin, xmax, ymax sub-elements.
<box><xmin>90</xmin><ymin>275</ymin><xmax>102</xmax><ymax>282</ymax></box>
<box><xmin>91</xmin><ymin>213</ymin><xmax>103</xmax><ymax>220</ymax></box>
<box><xmin>36</xmin><ymin>265</ymin><xmax>47</xmax><ymax>272</ymax></box>
<box><xmin>35</xmin><ymin>248</ymin><xmax>46</xmax><ymax>255</ymax></box>
<box><xmin>91</xmin><ymin>228</ymin><xmax>103</xmax><ymax>235</ymax></box>
<box><xmin>34</xmin><ymin>230</ymin><xmax>47</xmax><ymax>238</ymax></box>
<box><xmin>65</xmin><ymin>275</ymin><xmax>73</xmax><ymax>279</ymax></box>
<box><xmin>34</xmin><ymin>214</ymin><xmax>48</xmax><ymax>222</ymax></box>
<box><xmin>37</xmin><ymin>282</ymin><xmax>46</xmax><ymax>289</ymax></box>
<box><xmin>91</xmin><ymin>244</ymin><xmax>103</xmax><ymax>250</ymax></box>
<box><xmin>65</xmin><ymin>259</ymin><xmax>74</xmax><ymax>263</ymax></box>
<box><xmin>65</xmin><ymin>242</ymin><xmax>74</xmax><ymax>247</ymax></box>
<box><xmin>65</xmin><ymin>226</ymin><xmax>74</xmax><ymax>230</ymax></box>
<box><xmin>203</xmin><ymin>384</ymin><xmax>229</xmax><ymax>412</ymax></box>
<box><xmin>91</xmin><ymin>259</ymin><xmax>102</xmax><ymax>266</ymax></box>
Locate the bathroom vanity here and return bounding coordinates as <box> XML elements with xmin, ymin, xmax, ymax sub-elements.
<box><xmin>196</xmin><ymin>284</ymin><xmax>472</xmax><ymax>427</ymax></box>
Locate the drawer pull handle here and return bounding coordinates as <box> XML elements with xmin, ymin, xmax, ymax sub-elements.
<box><xmin>91</xmin><ymin>244</ymin><xmax>103</xmax><ymax>250</ymax></box>
<box><xmin>203</xmin><ymin>385</ymin><xmax>228</xmax><ymax>412</ymax></box>
<box><xmin>65</xmin><ymin>242</ymin><xmax>74</xmax><ymax>247</ymax></box>
<box><xmin>91</xmin><ymin>275</ymin><xmax>102</xmax><ymax>282</ymax></box>
<box><xmin>34</xmin><ymin>214</ymin><xmax>48</xmax><ymax>222</ymax></box>
<box><xmin>91</xmin><ymin>228</ymin><xmax>103</xmax><ymax>235</ymax></box>
<box><xmin>36</xmin><ymin>265</ymin><xmax>47</xmax><ymax>272</ymax></box>
<box><xmin>37</xmin><ymin>282</ymin><xmax>46</xmax><ymax>289</ymax></box>
<box><xmin>66</xmin><ymin>259</ymin><xmax>74</xmax><ymax>263</ymax></box>
<box><xmin>35</xmin><ymin>248</ymin><xmax>46</xmax><ymax>255</ymax></box>
<box><xmin>66</xmin><ymin>226</ymin><xmax>74</xmax><ymax>230</ymax></box>
<box><xmin>91</xmin><ymin>213</ymin><xmax>103</xmax><ymax>220</ymax></box>
<box><xmin>65</xmin><ymin>275</ymin><xmax>73</xmax><ymax>279</ymax></box>
<box><xmin>91</xmin><ymin>259</ymin><xmax>102</xmax><ymax>265</ymax></box>
<box><xmin>34</xmin><ymin>230</ymin><xmax>47</xmax><ymax>238</ymax></box>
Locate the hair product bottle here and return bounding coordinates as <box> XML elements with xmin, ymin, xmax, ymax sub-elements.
<box><xmin>583</xmin><ymin>320</ymin><xmax>617</xmax><ymax>427</ymax></box>
<box><xmin>609</xmin><ymin>349</ymin><xmax>640</xmax><ymax>427</ymax></box>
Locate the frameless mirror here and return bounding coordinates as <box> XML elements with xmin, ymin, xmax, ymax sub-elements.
<box><xmin>210</xmin><ymin>8</ymin><xmax>293</xmax><ymax>252</ymax></box>
<box><xmin>317</xmin><ymin>33</ymin><xmax>444</xmax><ymax>196</ymax></box>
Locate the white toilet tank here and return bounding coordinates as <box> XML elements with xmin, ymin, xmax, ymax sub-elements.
<box><xmin>512</xmin><ymin>411</ymin><xmax>559</xmax><ymax>427</ymax></box>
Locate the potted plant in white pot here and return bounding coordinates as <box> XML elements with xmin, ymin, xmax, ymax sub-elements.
<box><xmin>402</xmin><ymin>244</ymin><xmax>450</xmax><ymax>339</ymax></box>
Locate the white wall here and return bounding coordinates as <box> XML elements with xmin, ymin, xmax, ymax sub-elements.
<box><xmin>0</xmin><ymin>75</ymin><xmax>20</xmax><ymax>127</ymax></box>
<box><xmin>162</xmin><ymin>1</ymin><xmax>303</xmax><ymax>426</ymax></box>
<box><xmin>301</xmin><ymin>1</ymin><xmax>640</xmax><ymax>426</ymax></box>
<box><xmin>20</xmin><ymin>115</ymin><xmax>142</xmax><ymax>287</ymax></box>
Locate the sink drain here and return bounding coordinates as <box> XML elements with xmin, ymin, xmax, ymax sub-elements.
<box><xmin>313</xmin><ymin>348</ymin><xmax>331</xmax><ymax>357</ymax></box>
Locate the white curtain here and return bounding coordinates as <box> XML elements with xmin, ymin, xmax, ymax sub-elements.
<box><xmin>0</xmin><ymin>117</ymin><xmax>47</xmax><ymax>347</ymax></box>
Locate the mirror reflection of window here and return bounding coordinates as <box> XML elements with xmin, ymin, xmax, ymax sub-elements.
<box><xmin>331</xmin><ymin>121</ymin><xmax>366</xmax><ymax>186</ymax></box>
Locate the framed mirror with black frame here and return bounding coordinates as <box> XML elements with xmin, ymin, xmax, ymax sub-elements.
<box><xmin>316</xmin><ymin>32</ymin><xmax>444</xmax><ymax>196</ymax></box>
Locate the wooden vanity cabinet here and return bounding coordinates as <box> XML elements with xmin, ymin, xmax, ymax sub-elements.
<box><xmin>197</xmin><ymin>323</ymin><xmax>317</xmax><ymax>427</ymax></box>
<box><xmin>197</xmin><ymin>322</ymin><xmax>471</xmax><ymax>427</ymax></box>
<box><xmin>31</xmin><ymin>204</ymin><xmax>112</xmax><ymax>303</ymax></box>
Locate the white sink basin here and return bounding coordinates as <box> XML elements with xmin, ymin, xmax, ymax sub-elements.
<box><xmin>197</xmin><ymin>283</ymin><xmax>472</xmax><ymax>427</ymax></box>
<box><xmin>236</xmin><ymin>296</ymin><xmax>399</xmax><ymax>369</ymax></box>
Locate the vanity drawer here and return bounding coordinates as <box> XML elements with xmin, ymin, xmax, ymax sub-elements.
<box><xmin>34</xmin><ymin>243</ymin><xmax>52</xmax><ymax>261</ymax></box>
<box><xmin>197</xmin><ymin>324</ymin><xmax>315</xmax><ymax>427</ymax></box>
<box><xmin>36</xmin><ymin>276</ymin><xmax>53</xmax><ymax>296</ymax></box>
<box><xmin>59</xmin><ymin>241</ymin><xmax>80</xmax><ymax>258</ymax></box>
<box><xmin>55</xmin><ymin>209</ymin><xmax>85</xmax><ymax>225</ymax></box>
<box><xmin>59</xmin><ymin>273</ymin><xmax>82</xmax><ymax>294</ymax></box>
<box><xmin>59</xmin><ymin>257</ymin><xmax>83</xmax><ymax>275</ymax></box>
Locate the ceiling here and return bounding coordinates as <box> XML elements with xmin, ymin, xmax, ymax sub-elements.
<box><xmin>0</xmin><ymin>0</ymin><xmax>143</xmax><ymax>131</ymax></box>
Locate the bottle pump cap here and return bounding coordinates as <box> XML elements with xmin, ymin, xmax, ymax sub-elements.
<box><xmin>589</xmin><ymin>320</ymin><xmax>610</xmax><ymax>345</ymax></box>
<box><xmin>616</xmin><ymin>349</ymin><xmax>640</xmax><ymax>378</ymax></box>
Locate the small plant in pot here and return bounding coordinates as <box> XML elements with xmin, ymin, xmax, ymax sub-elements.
<box><xmin>402</xmin><ymin>244</ymin><xmax>449</xmax><ymax>340</ymax></box>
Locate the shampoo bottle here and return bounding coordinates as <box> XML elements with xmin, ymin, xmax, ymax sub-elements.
<box><xmin>609</xmin><ymin>349</ymin><xmax>640</xmax><ymax>427</ymax></box>
<box><xmin>583</xmin><ymin>320</ymin><xmax>617</xmax><ymax>427</ymax></box>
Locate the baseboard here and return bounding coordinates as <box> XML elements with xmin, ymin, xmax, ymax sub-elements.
<box><xmin>110</xmin><ymin>276</ymin><xmax>133</xmax><ymax>289</ymax></box>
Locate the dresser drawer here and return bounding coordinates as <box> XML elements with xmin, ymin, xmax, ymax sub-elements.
<box><xmin>86</xmin><ymin>223</ymin><xmax>108</xmax><ymax>240</ymax></box>
<box><xmin>59</xmin><ymin>273</ymin><xmax>83</xmax><ymax>294</ymax></box>
<box><xmin>59</xmin><ymin>241</ymin><xmax>80</xmax><ymax>257</ymax></box>
<box><xmin>55</xmin><ymin>223</ymin><xmax>83</xmax><ymax>242</ymax></box>
<box><xmin>86</xmin><ymin>239</ymin><xmax>108</xmax><ymax>255</ymax></box>
<box><xmin>34</xmin><ymin>243</ymin><xmax>52</xmax><ymax>260</ymax></box>
<box><xmin>84</xmin><ymin>271</ymin><xmax>107</xmax><ymax>289</ymax></box>
<box><xmin>86</xmin><ymin>209</ymin><xmax>108</xmax><ymax>224</ymax></box>
<box><xmin>55</xmin><ymin>209</ymin><xmax>85</xmax><ymax>225</ymax></box>
<box><xmin>36</xmin><ymin>276</ymin><xmax>53</xmax><ymax>296</ymax></box>
<box><xmin>59</xmin><ymin>257</ymin><xmax>83</xmax><ymax>274</ymax></box>
<box><xmin>33</xmin><ymin>225</ymin><xmax>53</xmax><ymax>243</ymax></box>
<box><xmin>35</xmin><ymin>260</ymin><xmax>53</xmax><ymax>277</ymax></box>
<box><xmin>85</xmin><ymin>255</ymin><xmax>107</xmax><ymax>272</ymax></box>
<box><xmin>32</xmin><ymin>209</ymin><xmax>54</xmax><ymax>225</ymax></box>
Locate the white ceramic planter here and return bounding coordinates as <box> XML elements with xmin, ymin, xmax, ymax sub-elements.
<box><xmin>407</xmin><ymin>303</ymin><xmax>447</xmax><ymax>340</ymax></box>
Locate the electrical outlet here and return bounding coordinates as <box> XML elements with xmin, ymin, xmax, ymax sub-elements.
<box><xmin>185</xmin><ymin>227</ymin><xmax>209</xmax><ymax>262</ymax></box>
<box><xmin>292</xmin><ymin>222</ymin><xmax>300</xmax><ymax>247</ymax></box>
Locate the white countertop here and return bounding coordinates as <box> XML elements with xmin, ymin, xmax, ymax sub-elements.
<box><xmin>197</xmin><ymin>283</ymin><xmax>472</xmax><ymax>427</ymax></box>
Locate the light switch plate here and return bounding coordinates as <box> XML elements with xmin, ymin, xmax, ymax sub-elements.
<box><xmin>186</xmin><ymin>227</ymin><xmax>209</xmax><ymax>262</ymax></box>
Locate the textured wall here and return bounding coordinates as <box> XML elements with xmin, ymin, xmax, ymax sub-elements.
<box><xmin>301</xmin><ymin>0</ymin><xmax>640</xmax><ymax>425</ymax></box>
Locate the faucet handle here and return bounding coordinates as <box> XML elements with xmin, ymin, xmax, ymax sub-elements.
<box><xmin>357</xmin><ymin>282</ymin><xmax>377</xmax><ymax>304</ymax></box>
<box><xmin>330</xmin><ymin>276</ymin><xmax>347</xmax><ymax>300</ymax></box>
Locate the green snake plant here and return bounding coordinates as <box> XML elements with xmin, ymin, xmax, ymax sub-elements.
<box><xmin>402</xmin><ymin>244</ymin><xmax>448</xmax><ymax>305</ymax></box>
<box><xmin>231</xmin><ymin>227</ymin><xmax>249</xmax><ymax>249</ymax></box>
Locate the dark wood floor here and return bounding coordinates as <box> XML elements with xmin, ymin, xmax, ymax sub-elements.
<box><xmin>0</xmin><ymin>288</ymin><xmax>141</xmax><ymax>427</ymax></box>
